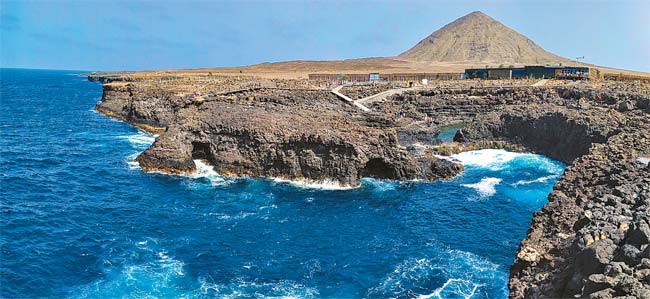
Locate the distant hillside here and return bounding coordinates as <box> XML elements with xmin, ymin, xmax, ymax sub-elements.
<box><xmin>399</xmin><ymin>11</ymin><xmax>570</xmax><ymax>65</ymax></box>
<box><xmin>105</xmin><ymin>11</ymin><xmax>648</xmax><ymax>78</ymax></box>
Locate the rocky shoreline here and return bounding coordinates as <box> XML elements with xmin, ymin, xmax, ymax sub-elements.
<box><xmin>449</xmin><ymin>89</ymin><xmax>650</xmax><ymax>298</ymax></box>
<box><xmin>376</xmin><ymin>85</ymin><xmax>650</xmax><ymax>297</ymax></box>
<box><xmin>91</xmin><ymin>74</ymin><xmax>649</xmax><ymax>298</ymax></box>
<box><xmin>93</xmin><ymin>78</ymin><xmax>465</xmax><ymax>187</ymax></box>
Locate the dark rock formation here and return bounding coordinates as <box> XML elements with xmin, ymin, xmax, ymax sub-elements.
<box><xmin>449</xmin><ymin>88</ymin><xmax>650</xmax><ymax>298</ymax></box>
<box><xmin>453</xmin><ymin>104</ymin><xmax>623</xmax><ymax>163</ymax></box>
<box><xmin>507</xmin><ymin>131</ymin><xmax>650</xmax><ymax>299</ymax></box>
<box><xmin>95</xmin><ymin>81</ymin><xmax>463</xmax><ymax>187</ymax></box>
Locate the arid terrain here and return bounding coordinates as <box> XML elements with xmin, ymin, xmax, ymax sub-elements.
<box><xmin>399</xmin><ymin>11</ymin><xmax>568</xmax><ymax>64</ymax></box>
<box><xmin>91</xmin><ymin>11</ymin><xmax>649</xmax><ymax>80</ymax></box>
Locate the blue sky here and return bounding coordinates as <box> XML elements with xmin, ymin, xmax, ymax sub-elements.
<box><xmin>1</xmin><ymin>0</ymin><xmax>649</xmax><ymax>72</ymax></box>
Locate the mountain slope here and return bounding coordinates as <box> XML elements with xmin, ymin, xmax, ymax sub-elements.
<box><xmin>399</xmin><ymin>11</ymin><xmax>569</xmax><ymax>65</ymax></box>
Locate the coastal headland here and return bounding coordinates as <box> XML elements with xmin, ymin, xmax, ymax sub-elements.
<box><xmin>88</xmin><ymin>10</ymin><xmax>650</xmax><ymax>299</ymax></box>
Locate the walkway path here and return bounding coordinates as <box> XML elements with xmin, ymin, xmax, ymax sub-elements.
<box><xmin>532</xmin><ymin>79</ymin><xmax>549</xmax><ymax>87</ymax></box>
<box><xmin>355</xmin><ymin>87</ymin><xmax>415</xmax><ymax>106</ymax></box>
<box><xmin>333</xmin><ymin>80</ymin><xmax>553</xmax><ymax>112</ymax></box>
<box><xmin>216</xmin><ymin>87</ymin><xmax>264</xmax><ymax>95</ymax></box>
<box><xmin>331</xmin><ymin>86</ymin><xmax>370</xmax><ymax>112</ymax></box>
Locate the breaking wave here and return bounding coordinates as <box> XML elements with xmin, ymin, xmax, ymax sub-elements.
<box><xmin>185</xmin><ymin>159</ymin><xmax>231</xmax><ymax>186</ymax></box>
<box><xmin>462</xmin><ymin>177</ymin><xmax>502</xmax><ymax>197</ymax></box>
<box><xmin>368</xmin><ymin>248</ymin><xmax>506</xmax><ymax>298</ymax></box>
<box><xmin>512</xmin><ymin>174</ymin><xmax>560</xmax><ymax>186</ymax></box>
<box><xmin>118</xmin><ymin>130</ymin><xmax>231</xmax><ymax>186</ymax></box>
<box><xmin>119</xmin><ymin>131</ymin><xmax>157</xmax><ymax>147</ymax></box>
<box><xmin>451</xmin><ymin>149</ymin><xmax>520</xmax><ymax>171</ymax></box>
<box><xmin>119</xmin><ymin>131</ymin><xmax>157</xmax><ymax>170</ymax></box>
<box><xmin>451</xmin><ymin>149</ymin><xmax>563</xmax><ymax>174</ymax></box>
<box><xmin>126</xmin><ymin>152</ymin><xmax>142</xmax><ymax>170</ymax></box>
<box><xmin>271</xmin><ymin>177</ymin><xmax>357</xmax><ymax>190</ymax></box>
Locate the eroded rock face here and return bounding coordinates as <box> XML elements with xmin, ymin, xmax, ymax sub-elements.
<box><xmin>453</xmin><ymin>105</ymin><xmax>623</xmax><ymax>163</ymax></box>
<box><xmin>449</xmin><ymin>88</ymin><xmax>650</xmax><ymax>298</ymax></box>
<box><xmin>506</xmin><ymin>132</ymin><xmax>650</xmax><ymax>299</ymax></box>
<box><xmin>95</xmin><ymin>83</ymin><xmax>463</xmax><ymax>186</ymax></box>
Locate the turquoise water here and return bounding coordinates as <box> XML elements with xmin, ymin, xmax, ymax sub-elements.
<box><xmin>0</xmin><ymin>69</ymin><xmax>564</xmax><ymax>298</ymax></box>
<box><xmin>436</xmin><ymin>124</ymin><xmax>464</xmax><ymax>142</ymax></box>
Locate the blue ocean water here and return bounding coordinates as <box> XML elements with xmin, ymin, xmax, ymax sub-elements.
<box><xmin>435</xmin><ymin>124</ymin><xmax>464</xmax><ymax>143</ymax></box>
<box><xmin>0</xmin><ymin>69</ymin><xmax>565</xmax><ymax>299</ymax></box>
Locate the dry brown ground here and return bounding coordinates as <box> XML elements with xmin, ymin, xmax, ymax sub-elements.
<box><xmin>97</xmin><ymin>56</ymin><xmax>649</xmax><ymax>81</ymax></box>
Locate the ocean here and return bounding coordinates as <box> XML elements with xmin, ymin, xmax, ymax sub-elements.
<box><xmin>0</xmin><ymin>68</ymin><xmax>565</xmax><ymax>298</ymax></box>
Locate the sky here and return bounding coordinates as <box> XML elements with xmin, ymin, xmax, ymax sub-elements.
<box><xmin>1</xmin><ymin>0</ymin><xmax>649</xmax><ymax>72</ymax></box>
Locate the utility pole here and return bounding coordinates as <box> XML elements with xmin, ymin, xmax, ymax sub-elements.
<box><xmin>575</xmin><ymin>56</ymin><xmax>585</xmax><ymax>65</ymax></box>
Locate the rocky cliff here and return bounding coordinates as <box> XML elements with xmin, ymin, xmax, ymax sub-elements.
<box><xmin>94</xmin><ymin>80</ymin><xmax>463</xmax><ymax>186</ymax></box>
<box><xmin>451</xmin><ymin>88</ymin><xmax>650</xmax><ymax>298</ymax></box>
<box><xmin>92</xmin><ymin>73</ymin><xmax>650</xmax><ymax>297</ymax></box>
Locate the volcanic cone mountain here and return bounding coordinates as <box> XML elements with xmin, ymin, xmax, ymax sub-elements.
<box><xmin>399</xmin><ymin>11</ymin><xmax>570</xmax><ymax>65</ymax></box>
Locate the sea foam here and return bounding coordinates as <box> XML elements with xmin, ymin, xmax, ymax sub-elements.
<box><xmin>361</xmin><ymin>177</ymin><xmax>399</xmax><ymax>192</ymax></box>
<box><xmin>271</xmin><ymin>177</ymin><xmax>357</xmax><ymax>190</ymax></box>
<box><xmin>512</xmin><ymin>174</ymin><xmax>560</xmax><ymax>186</ymax></box>
<box><xmin>126</xmin><ymin>153</ymin><xmax>141</xmax><ymax>170</ymax></box>
<box><xmin>417</xmin><ymin>278</ymin><xmax>480</xmax><ymax>299</ymax></box>
<box><xmin>197</xmin><ymin>277</ymin><xmax>319</xmax><ymax>298</ymax></box>
<box><xmin>451</xmin><ymin>149</ymin><xmax>520</xmax><ymax>171</ymax></box>
<box><xmin>120</xmin><ymin>132</ymin><xmax>157</xmax><ymax>147</ymax></box>
<box><xmin>451</xmin><ymin>149</ymin><xmax>565</xmax><ymax>175</ymax></box>
<box><xmin>73</xmin><ymin>247</ymin><xmax>192</xmax><ymax>299</ymax></box>
<box><xmin>462</xmin><ymin>177</ymin><xmax>502</xmax><ymax>197</ymax></box>
<box><xmin>368</xmin><ymin>248</ymin><xmax>505</xmax><ymax>299</ymax></box>
<box><xmin>120</xmin><ymin>131</ymin><xmax>157</xmax><ymax>170</ymax></box>
<box><xmin>186</xmin><ymin>159</ymin><xmax>230</xmax><ymax>186</ymax></box>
